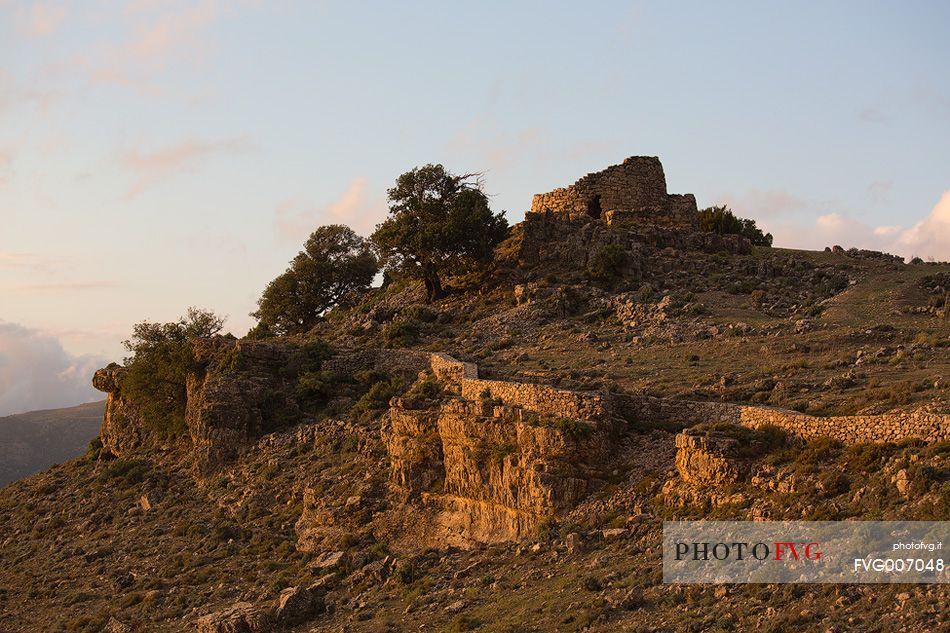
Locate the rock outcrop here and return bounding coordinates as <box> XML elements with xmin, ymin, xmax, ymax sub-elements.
<box><xmin>92</xmin><ymin>365</ymin><xmax>152</xmax><ymax>456</ymax></box>
<box><xmin>381</xmin><ymin>355</ymin><xmax>622</xmax><ymax>545</ymax></box>
<box><xmin>674</xmin><ymin>430</ymin><xmax>753</xmax><ymax>487</ymax></box>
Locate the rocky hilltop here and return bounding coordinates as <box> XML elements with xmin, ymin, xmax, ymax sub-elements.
<box><xmin>1</xmin><ymin>157</ymin><xmax>948</xmax><ymax>632</ymax></box>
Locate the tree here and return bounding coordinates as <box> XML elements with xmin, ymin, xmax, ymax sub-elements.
<box><xmin>698</xmin><ymin>205</ymin><xmax>773</xmax><ymax>247</ymax></box>
<box><xmin>371</xmin><ymin>164</ymin><xmax>509</xmax><ymax>301</ymax></box>
<box><xmin>253</xmin><ymin>225</ymin><xmax>378</xmax><ymax>335</ymax></box>
<box><xmin>122</xmin><ymin>307</ymin><xmax>225</xmax><ymax>438</ymax></box>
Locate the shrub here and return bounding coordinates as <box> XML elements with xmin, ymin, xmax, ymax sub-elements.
<box><xmin>296</xmin><ymin>370</ymin><xmax>336</xmax><ymax>400</ymax></box>
<box><xmin>635</xmin><ymin>283</ymin><xmax>655</xmax><ymax>303</ymax></box>
<box><xmin>402</xmin><ymin>304</ymin><xmax>438</xmax><ymax>323</ymax></box>
<box><xmin>394</xmin><ymin>563</ymin><xmax>417</xmax><ymax>585</ymax></box>
<box><xmin>405</xmin><ymin>377</ymin><xmax>442</xmax><ymax>400</ymax></box>
<box><xmin>554</xmin><ymin>417</ymin><xmax>592</xmax><ymax>440</ymax></box>
<box><xmin>446</xmin><ymin>615</ymin><xmax>481</xmax><ymax>632</ymax></box>
<box><xmin>383</xmin><ymin>319</ymin><xmax>420</xmax><ymax>348</ymax></box>
<box><xmin>699</xmin><ymin>205</ymin><xmax>773</xmax><ymax>246</ymax></box>
<box><xmin>588</xmin><ymin>244</ymin><xmax>629</xmax><ymax>284</ymax></box>
<box><xmin>217</xmin><ymin>346</ymin><xmax>243</xmax><ymax>374</ymax></box>
<box><xmin>282</xmin><ymin>339</ymin><xmax>334</xmax><ymax>378</ymax></box>
<box><xmin>846</xmin><ymin>443</ymin><xmax>893</xmax><ymax>473</ymax></box>
<box><xmin>583</xmin><ymin>576</ymin><xmax>603</xmax><ymax>592</ymax></box>
<box><xmin>488</xmin><ymin>442</ymin><xmax>516</xmax><ymax>465</ymax></box>
<box><xmin>100</xmin><ymin>458</ymin><xmax>150</xmax><ymax>486</ymax></box>
<box><xmin>86</xmin><ymin>436</ymin><xmax>103</xmax><ymax>460</ymax></box>
<box><xmin>350</xmin><ymin>378</ymin><xmax>404</xmax><ymax>421</ymax></box>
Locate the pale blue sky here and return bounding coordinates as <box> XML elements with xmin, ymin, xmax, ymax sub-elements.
<box><xmin>1</xmin><ymin>1</ymin><xmax>949</xmax><ymax>413</ymax></box>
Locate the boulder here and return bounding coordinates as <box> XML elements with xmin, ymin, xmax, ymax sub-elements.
<box><xmin>674</xmin><ymin>430</ymin><xmax>753</xmax><ymax>487</ymax></box>
<box><xmin>194</xmin><ymin>602</ymin><xmax>272</xmax><ymax>633</ymax></box>
<box><xmin>275</xmin><ymin>585</ymin><xmax>321</xmax><ymax>625</ymax></box>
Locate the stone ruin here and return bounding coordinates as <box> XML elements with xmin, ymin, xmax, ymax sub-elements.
<box><xmin>529</xmin><ymin>156</ymin><xmax>699</xmax><ymax>230</ymax></box>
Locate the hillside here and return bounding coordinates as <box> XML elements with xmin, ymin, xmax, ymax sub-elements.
<box><xmin>0</xmin><ymin>401</ymin><xmax>105</xmax><ymax>486</ymax></box>
<box><xmin>0</xmin><ymin>157</ymin><xmax>947</xmax><ymax>632</ymax></box>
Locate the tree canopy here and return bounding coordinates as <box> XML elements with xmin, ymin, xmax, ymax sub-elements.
<box><xmin>371</xmin><ymin>164</ymin><xmax>509</xmax><ymax>301</ymax></box>
<box><xmin>252</xmin><ymin>224</ymin><xmax>378</xmax><ymax>335</ymax></box>
<box><xmin>698</xmin><ymin>205</ymin><xmax>773</xmax><ymax>247</ymax></box>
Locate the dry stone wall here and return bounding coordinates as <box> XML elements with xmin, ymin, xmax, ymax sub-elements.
<box><xmin>459</xmin><ymin>378</ymin><xmax>609</xmax><ymax>420</ymax></box>
<box><xmin>617</xmin><ymin>394</ymin><xmax>950</xmax><ymax>445</ymax></box>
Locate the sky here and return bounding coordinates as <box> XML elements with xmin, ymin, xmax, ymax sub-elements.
<box><xmin>1</xmin><ymin>0</ymin><xmax>949</xmax><ymax>415</ymax></box>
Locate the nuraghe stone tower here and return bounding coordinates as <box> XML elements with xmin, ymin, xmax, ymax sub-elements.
<box><xmin>530</xmin><ymin>156</ymin><xmax>699</xmax><ymax>230</ymax></box>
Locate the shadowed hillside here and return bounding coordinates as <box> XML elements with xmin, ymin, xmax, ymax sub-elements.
<box><xmin>0</xmin><ymin>401</ymin><xmax>105</xmax><ymax>486</ymax></box>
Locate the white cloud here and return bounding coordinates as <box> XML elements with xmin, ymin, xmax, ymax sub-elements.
<box><xmin>15</xmin><ymin>3</ymin><xmax>67</xmax><ymax>38</ymax></box>
<box><xmin>0</xmin><ymin>321</ymin><xmax>106</xmax><ymax>417</ymax></box>
<box><xmin>714</xmin><ymin>189</ymin><xmax>806</xmax><ymax>219</ymax></box>
<box><xmin>275</xmin><ymin>177</ymin><xmax>387</xmax><ymax>242</ymax></box>
<box><xmin>896</xmin><ymin>190</ymin><xmax>950</xmax><ymax>260</ymax></box>
<box><xmin>772</xmin><ymin>190</ymin><xmax>950</xmax><ymax>261</ymax></box>
<box><xmin>121</xmin><ymin>136</ymin><xmax>252</xmax><ymax>198</ymax></box>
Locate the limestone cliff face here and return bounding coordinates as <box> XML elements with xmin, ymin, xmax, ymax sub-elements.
<box><xmin>383</xmin><ymin>389</ymin><xmax>619</xmax><ymax>545</ymax></box>
<box><xmin>383</xmin><ymin>398</ymin><xmax>443</xmax><ymax>496</ymax></box>
<box><xmin>92</xmin><ymin>365</ymin><xmax>152</xmax><ymax>455</ymax></box>
<box><xmin>187</xmin><ymin>338</ymin><xmax>303</xmax><ymax>474</ymax></box>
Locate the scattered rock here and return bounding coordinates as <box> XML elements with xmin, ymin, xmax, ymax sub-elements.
<box><xmin>102</xmin><ymin>617</ymin><xmax>132</xmax><ymax>633</ymax></box>
<box><xmin>275</xmin><ymin>585</ymin><xmax>321</xmax><ymax>625</ymax></box>
<box><xmin>138</xmin><ymin>491</ymin><xmax>159</xmax><ymax>512</ymax></box>
<box><xmin>892</xmin><ymin>469</ymin><xmax>910</xmax><ymax>495</ymax></box>
<box><xmin>310</xmin><ymin>551</ymin><xmax>346</xmax><ymax>572</ymax></box>
<box><xmin>565</xmin><ymin>532</ymin><xmax>584</xmax><ymax>554</ymax></box>
<box><xmin>444</xmin><ymin>599</ymin><xmax>465</xmax><ymax>614</ymax></box>
<box><xmin>195</xmin><ymin>602</ymin><xmax>272</xmax><ymax>633</ymax></box>
<box><xmin>602</xmin><ymin>528</ymin><xmax>628</xmax><ymax>541</ymax></box>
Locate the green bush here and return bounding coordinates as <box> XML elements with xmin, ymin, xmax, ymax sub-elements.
<box><xmin>383</xmin><ymin>319</ymin><xmax>420</xmax><ymax>348</ymax></box>
<box><xmin>588</xmin><ymin>244</ymin><xmax>629</xmax><ymax>284</ymax></box>
<box><xmin>554</xmin><ymin>417</ymin><xmax>592</xmax><ymax>440</ymax></box>
<box><xmin>296</xmin><ymin>370</ymin><xmax>336</xmax><ymax>400</ymax></box>
<box><xmin>402</xmin><ymin>304</ymin><xmax>438</xmax><ymax>323</ymax></box>
<box><xmin>350</xmin><ymin>378</ymin><xmax>405</xmax><ymax>421</ymax></box>
<box><xmin>488</xmin><ymin>442</ymin><xmax>516</xmax><ymax>465</ymax></box>
<box><xmin>635</xmin><ymin>283</ymin><xmax>655</xmax><ymax>303</ymax></box>
<box><xmin>405</xmin><ymin>377</ymin><xmax>443</xmax><ymax>400</ymax></box>
<box><xmin>100</xmin><ymin>458</ymin><xmax>150</xmax><ymax>486</ymax></box>
<box><xmin>446</xmin><ymin>615</ymin><xmax>481</xmax><ymax>632</ymax></box>
<box><xmin>282</xmin><ymin>339</ymin><xmax>334</xmax><ymax>378</ymax></box>
<box><xmin>699</xmin><ymin>205</ymin><xmax>773</xmax><ymax>246</ymax></box>
<box><xmin>85</xmin><ymin>436</ymin><xmax>103</xmax><ymax>460</ymax></box>
<box><xmin>217</xmin><ymin>346</ymin><xmax>243</xmax><ymax>374</ymax></box>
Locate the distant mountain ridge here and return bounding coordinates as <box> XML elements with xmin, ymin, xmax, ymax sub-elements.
<box><xmin>0</xmin><ymin>401</ymin><xmax>104</xmax><ymax>486</ymax></box>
